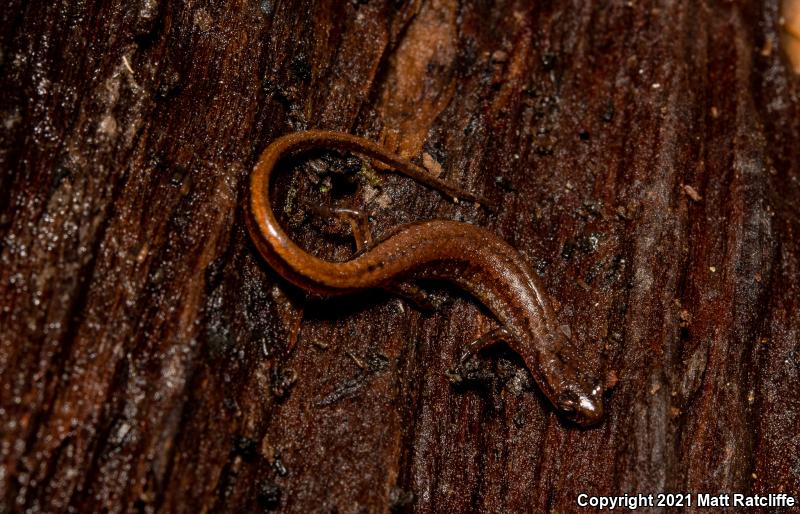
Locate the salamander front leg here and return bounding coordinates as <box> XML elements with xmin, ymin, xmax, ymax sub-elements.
<box><xmin>459</xmin><ymin>327</ymin><xmax>511</xmax><ymax>364</ymax></box>
<box><xmin>384</xmin><ymin>280</ymin><xmax>443</xmax><ymax>312</ymax></box>
<box><xmin>447</xmin><ymin>327</ymin><xmax>512</xmax><ymax>384</ymax></box>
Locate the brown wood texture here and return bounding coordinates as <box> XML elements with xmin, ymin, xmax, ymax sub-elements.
<box><xmin>2</xmin><ymin>1</ymin><xmax>799</xmax><ymax>512</ymax></box>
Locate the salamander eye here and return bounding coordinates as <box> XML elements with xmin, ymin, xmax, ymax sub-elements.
<box><xmin>556</xmin><ymin>390</ymin><xmax>579</xmax><ymax>413</ymax></box>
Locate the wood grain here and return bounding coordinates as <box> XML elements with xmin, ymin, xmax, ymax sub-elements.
<box><xmin>1</xmin><ymin>1</ymin><xmax>799</xmax><ymax>512</ymax></box>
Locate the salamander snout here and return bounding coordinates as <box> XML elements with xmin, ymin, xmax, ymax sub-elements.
<box><xmin>555</xmin><ymin>382</ymin><xmax>605</xmax><ymax>427</ymax></box>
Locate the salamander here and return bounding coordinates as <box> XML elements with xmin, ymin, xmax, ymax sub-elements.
<box><xmin>246</xmin><ymin>130</ymin><xmax>604</xmax><ymax>426</ymax></box>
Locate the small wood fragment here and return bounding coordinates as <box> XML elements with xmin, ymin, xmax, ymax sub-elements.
<box><xmin>422</xmin><ymin>152</ymin><xmax>443</xmax><ymax>177</ymax></box>
<box><xmin>683</xmin><ymin>184</ymin><xmax>702</xmax><ymax>202</ymax></box>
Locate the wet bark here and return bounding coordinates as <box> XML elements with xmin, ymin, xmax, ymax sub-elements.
<box><xmin>1</xmin><ymin>1</ymin><xmax>799</xmax><ymax>512</ymax></box>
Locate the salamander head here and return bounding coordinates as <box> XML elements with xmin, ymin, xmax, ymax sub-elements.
<box><xmin>554</xmin><ymin>381</ymin><xmax>604</xmax><ymax>427</ymax></box>
<box><xmin>534</xmin><ymin>335</ymin><xmax>605</xmax><ymax>427</ymax></box>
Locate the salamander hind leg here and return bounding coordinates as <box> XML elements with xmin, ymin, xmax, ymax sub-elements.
<box><xmin>306</xmin><ymin>203</ymin><xmax>444</xmax><ymax>312</ymax></box>
<box><xmin>306</xmin><ymin>204</ymin><xmax>374</xmax><ymax>253</ymax></box>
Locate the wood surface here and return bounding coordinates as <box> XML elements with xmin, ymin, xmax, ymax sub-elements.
<box><xmin>1</xmin><ymin>1</ymin><xmax>799</xmax><ymax>512</ymax></box>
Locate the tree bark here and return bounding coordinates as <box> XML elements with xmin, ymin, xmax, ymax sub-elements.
<box><xmin>2</xmin><ymin>1</ymin><xmax>799</xmax><ymax>512</ymax></box>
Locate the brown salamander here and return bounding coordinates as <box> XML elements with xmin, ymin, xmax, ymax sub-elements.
<box><xmin>246</xmin><ymin>130</ymin><xmax>604</xmax><ymax>427</ymax></box>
